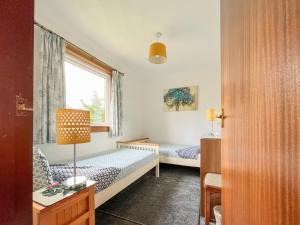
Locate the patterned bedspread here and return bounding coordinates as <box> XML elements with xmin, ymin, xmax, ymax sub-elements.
<box><xmin>50</xmin><ymin>164</ymin><xmax>121</xmax><ymax>193</ymax></box>
<box><xmin>159</xmin><ymin>144</ymin><xmax>200</xmax><ymax>160</ymax></box>
<box><xmin>175</xmin><ymin>146</ymin><xmax>200</xmax><ymax>159</ymax></box>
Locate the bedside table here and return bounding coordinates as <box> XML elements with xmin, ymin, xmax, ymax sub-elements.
<box><xmin>33</xmin><ymin>181</ymin><xmax>96</xmax><ymax>225</ymax></box>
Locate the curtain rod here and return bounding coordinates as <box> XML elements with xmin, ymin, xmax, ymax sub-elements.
<box><xmin>34</xmin><ymin>21</ymin><xmax>124</xmax><ymax>76</ymax></box>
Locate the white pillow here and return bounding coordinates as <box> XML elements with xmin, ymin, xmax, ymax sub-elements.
<box><xmin>32</xmin><ymin>147</ymin><xmax>53</xmax><ymax>191</ymax></box>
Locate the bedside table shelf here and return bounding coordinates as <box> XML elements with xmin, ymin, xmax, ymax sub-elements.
<box><xmin>33</xmin><ymin>181</ymin><xmax>96</xmax><ymax>225</ymax></box>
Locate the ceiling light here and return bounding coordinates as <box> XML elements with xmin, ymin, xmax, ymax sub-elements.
<box><xmin>148</xmin><ymin>32</ymin><xmax>167</xmax><ymax>64</ymax></box>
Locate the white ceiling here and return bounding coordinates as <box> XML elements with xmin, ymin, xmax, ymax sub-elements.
<box><xmin>35</xmin><ymin>0</ymin><xmax>220</xmax><ymax>74</ymax></box>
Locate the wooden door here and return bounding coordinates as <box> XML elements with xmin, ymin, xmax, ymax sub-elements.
<box><xmin>221</xmin><ymin>0</ymin><xmax>300</xmax><ymax>225</ymax></box>
<box><xmin>0</xmin><ymin>1</ymin><xmax>34</xmax><ymax>225</ymax></box>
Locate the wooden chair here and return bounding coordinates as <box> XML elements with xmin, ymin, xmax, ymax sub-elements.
<box><xmin>204</xmin><ymin>173</ymin><xmax>221</xmax><ymax>225</ymax></box>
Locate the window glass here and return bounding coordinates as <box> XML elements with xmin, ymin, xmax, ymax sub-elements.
<box><xmin>65</xmin><ymin>59</ymin><xmax>109</xmax><ymax>125</ymax></box>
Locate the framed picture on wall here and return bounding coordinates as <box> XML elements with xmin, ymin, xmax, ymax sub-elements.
<box><xmin>163</xmin><ymin>86</ymin><xmax>198</xmax><ymax>112</ymax></box>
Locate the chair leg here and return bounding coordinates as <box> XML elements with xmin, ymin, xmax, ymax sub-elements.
<box><xmin>205</xmin><ymin>188</ymin><xmax>211</xmax><ymax>225</ymax></box>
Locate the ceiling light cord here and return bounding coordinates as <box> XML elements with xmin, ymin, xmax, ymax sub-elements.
<box><xmin>156</xmin><ymin>32</ymin><xmax>162</xmax><ymax>42</ymax></box>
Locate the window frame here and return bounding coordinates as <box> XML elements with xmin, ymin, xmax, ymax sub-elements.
<box><xmin>65</xmin><ymin>44</ymin><xmax>112</xmax><ymax>133</ymax></box>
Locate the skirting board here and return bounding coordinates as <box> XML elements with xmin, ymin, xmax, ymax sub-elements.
<box><xmin>159</xmin><ymin>155</ymin><xmax>200</xmax><ymax>168</ymax></box>
<box><xmin>94</xmin><ymin>158</ymin><xmax>159</xmax><ymax>208</ymax></box>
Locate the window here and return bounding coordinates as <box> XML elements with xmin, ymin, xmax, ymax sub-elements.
<box><xmin>64</xmin><ymin>45</ymin><xmax>112</xmax><ymax>132</ymax></box>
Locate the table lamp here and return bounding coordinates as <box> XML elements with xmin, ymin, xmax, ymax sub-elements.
<box><xmin>56</xmin><ymin>109</ymin><xmax>91</xmax><ymax>189</ymax></box>
<box><xmin>206</xmin><ymin>108</ymin><xmax>216</xmax><ymax>136</ymax></box>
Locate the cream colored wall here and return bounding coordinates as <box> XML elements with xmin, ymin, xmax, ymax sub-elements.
<box><xmin>142</xmin><ymin>68</ymin><xmax>221</xmax><ymax>146</ymax></box>
<box><xmin>34</xmin><ymin>27</ymin><xmax>146</xmax><ymax>163</ymax></box>
<box><xmin>140</xmin><ymin>1</ymin><xmax>221</xmax><ymax>145</ymax></box>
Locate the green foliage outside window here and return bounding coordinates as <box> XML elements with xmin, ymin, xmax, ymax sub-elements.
<box><xmin>81</xmin><ymin>91</ymin><xmax>105</xmax><ymax>124</ymax></box>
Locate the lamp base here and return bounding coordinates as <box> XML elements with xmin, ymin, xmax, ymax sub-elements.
<box><xmin>207</xmin><ymin>131</ymin><xmax>220</xmax><ymax>137</ymax></box>
<box><xmin>208</xmin><ymin>131</ymin><xmax>216</xmax><ymax>137</ymax></box>
<box><xmin>63</xmin><ymin>176</ymin><xmax>87</xmax><ymax>190</ymax></box>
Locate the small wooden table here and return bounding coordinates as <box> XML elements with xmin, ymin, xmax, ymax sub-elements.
<box><xmin>33</xmin><ymin>181</ymin><xmax>96</xmax><ymax>225</ymax></box>
<box><xmin>204</xmin><ymin>173</ymin><xmax>221</xmax><ymax>225</ymax></box>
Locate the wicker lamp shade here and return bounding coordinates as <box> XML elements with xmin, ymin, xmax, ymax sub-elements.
<box><xmin>56</xmin><ymin>109</ymin><xmax>91</xmax><ymax>145</ymax></box>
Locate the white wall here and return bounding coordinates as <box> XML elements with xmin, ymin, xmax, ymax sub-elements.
<box><xmin>140</xmin><ymin>1</ymin><xmax>221</xmax><ymax>145</ymax></box>
<box><xmin>142</xmin><ymin>67</ymin><xmax>221</xmax><ymax>145</ymax></box>
<box><xmin>34</xmin><ymin>26</ymin><xmax>146</xmax><ymax>163</ymax></box>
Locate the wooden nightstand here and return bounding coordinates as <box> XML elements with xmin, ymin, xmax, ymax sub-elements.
<box><xmin>200</xmin><ymin>138</ymin><xmax>221</xmax><ymax>217</ymax></box>
<box><xmin>33</xmin><ymin>181</ymin><xmax>96</xmax><ymax>225</ymax></box>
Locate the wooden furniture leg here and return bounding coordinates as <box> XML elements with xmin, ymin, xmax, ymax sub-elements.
<box><xmin>204</xmin><ymin>173</ymin><xmax>221</xmax><ymax>225</ymax></box>
<box><xmin>155</xmin><ymin>163</ymin><xmax>160</xmax><ymax>177</ymax></box>
<box><xmin>205</xmin><ymin>187</ymin><xmax>211</xmax><ymax>225</ymax></box>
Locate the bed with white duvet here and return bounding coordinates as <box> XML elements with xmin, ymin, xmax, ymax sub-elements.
<box><xmin>117</xmin><ymin>139</ymin><xmax>200</xmax><ymax>168</ymax></box>
<box><xmin>50</xmin><ymin>143</ymin><xmax>159</xmax><ymax>208</ymax></box>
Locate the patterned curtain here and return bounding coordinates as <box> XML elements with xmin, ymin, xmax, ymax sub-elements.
<box><xmin>109</xmin><ymin>70</ymin><xmax>123</xmax><ymax>137</ymax></box>
<box><xmin>33</xmin><ymin>28</ymin><xmax>66</xmax><ymax>144</ymax></box>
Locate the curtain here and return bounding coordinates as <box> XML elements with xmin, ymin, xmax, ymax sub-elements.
<box><xmin>33</xmin><ymin>28</ymin><xmax>66</xmax><ymax>144</ymax></box>
<box><xmin>109</xmin><ymin>70</ymin><xmax>123</xmax><ymax>137</ymax></box>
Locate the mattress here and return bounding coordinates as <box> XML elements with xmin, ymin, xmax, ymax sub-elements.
<box><xmin>74</xmin><ymin>148</ymin><xmax>156</xmax><ymax>182</ymax></box>
<box><xmin>158</xmin><ymin>144</ymin><xmax>200</xmax><ymax>160</ymax></box>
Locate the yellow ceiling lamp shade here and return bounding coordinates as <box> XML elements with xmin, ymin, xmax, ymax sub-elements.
<box><xmin>149</xmin><ymin>32</ymin><xmax>167</xmax><ymax>64</ymax></box>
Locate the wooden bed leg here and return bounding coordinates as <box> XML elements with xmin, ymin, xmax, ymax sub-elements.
<box><xmin>155</xmin><ymin>163</ymin><xmax>160</xmax><ymax>177</ymax></box>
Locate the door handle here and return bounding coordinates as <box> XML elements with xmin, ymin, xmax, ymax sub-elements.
<box><xmin>16</xmin><ymin>94</ymin><xmax>33</xmax><ymax>116</ymax></box>
<box><xmin>217</xmin><ymin>108</ymin><xmax>226</xmax><ymax>128</ymax></box>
